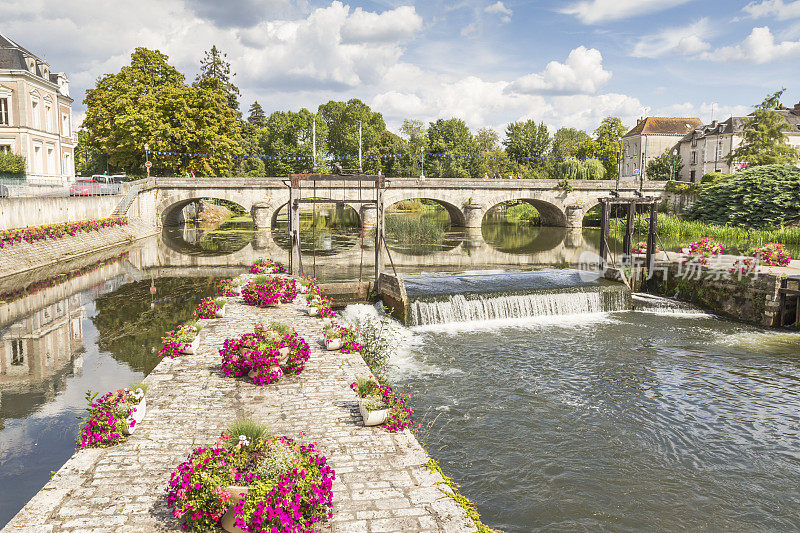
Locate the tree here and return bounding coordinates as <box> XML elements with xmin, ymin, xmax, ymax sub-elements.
<box><xmin>75</xmin><ymin>129</ymin><xmax>104</xmax><ymax>175</ymax></box>
<box><xmin>260</xmin><ymin>109</ymin><xmax>326</xmax><ymax>175</ymax></box>
<box><xmin>426</xmin><ymin>118</ymin><xmax>480</xmax><ymax>178</ymax></box>
<box><xmin>82</xmin><ymin>48</ymin><xmax>241</xmax><ymax>176</ymax></box>
<box><xmin>551</xmin><ymin>127</ymin><xmax>591</xmax><ymax>162</ymax></box>
<box><xmin>318</xmin><ymin>99</ymin><xmax>386</xmax><ymax>172</ymax></box>
<box><xmin>400</xmin><ymin>119</ymin><xmax>427</xmax><ymax>153</ymax></box>
<box><xmin>196</xmin><ymin>45</ymin><xmax>240</xmax><ymax>112</ymax></box>
<box><xmin>576</xmin><ymin>117</ymin><xmax>626</xmax><ymax>179</ymax></box>
<box><xmin>727</xmin><ymin>89</ymin><xmax>798</xmax><ymax>167</ymax></box>
<box><xmin>503</xmin><ymin>120</ymin><xmax>551</xmax><ymax>164</ymax></box>
<box><xmin>558</xmin><ymin>157</ymin><xmax>605</xmax><ymax>180</ymax></box>
<box><xmin>647</xmin><ymin>152</ymin><xmax>683</xmax><ymax>180</ymax></box>
<box><xmin>247</xmin><ymin>101</ymin><xmax>267</xmax><ymax>128</ymax></box>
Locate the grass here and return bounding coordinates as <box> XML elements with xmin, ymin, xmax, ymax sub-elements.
<box><xmin>504</xmin><ymin>203</ymin><xmax>540</xmax><ymax>225</ymax></box>
<box><xmin>610</xmin><ymin>213</ymin><xmax>800</xmax><ymax>248</ymax></box>
<box><xmin>226</xmin><ymin>418</ymin><xmax>272</xmax><ymax>444</ymax></box>
<box><xmin>129</xmin><ymin>381</ymin><xmax>148</xmax><ymax>394</ymax></box>
<box><xmin>384</xmin><ymin>215</ymin><xmax>445</xmax><ymax>244</ymax></box>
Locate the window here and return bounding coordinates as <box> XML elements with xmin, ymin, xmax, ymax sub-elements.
<box><xmin>715</xmin><ymin>143</ymin><xmax>723</xmax><ymax>160</ymax></box>
<box><xmin>690</xmin><ymin>170</ymin><xmax>696</xmax><ymax>182</ymax></box>
<box><xmin>31</xmin><ymin>96</ymin><xmax>40</xmax><ymax>129</ymax></box>
<box><xmin>0</xmin><ymin>98</ymin><xmax>8</xmax><ymax>125</ymax></box>
<box><xmin>11</xmin><ymin>340</ymin><xmax>24</xmax><ymax>366</ymax></box>
<box><xmin>47</xmin><ymin>146</ymin><xmax>55</xmax><ymax>174</ymax></box>
<box><xmin>64</xmin><ymin>153</ymin><xmax>72</xmax><ymax>176</ymax></box>
<box><xmin>691</xmin><ymin>137</ymin><xmax>697</xmax><ymax>148</ymax></box>
<box><xmin>691</xmin><ymin>151</ymin><xmax>697</xmax><ymax>164</ymax></box>
<box><xmin>61</xmin><ymin>113</ymin><xmax>70</xmax><ymax>137</ymax></box>
<box><xmin>44</xmin><ymin>102</ymin><xmax>52</xmax><ymax>131</ymax></box>
<box><xmin>0</xmin><ymin>145</ymin><xmax>9</xmax><ymax>154</ymax></box>
<box><xmin>33</xmin><ymin>143</ymin><xmax>42</xmax><ymax>173</ymax></box>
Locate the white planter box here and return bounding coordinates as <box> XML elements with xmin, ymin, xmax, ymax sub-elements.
<box><xmin>220</xmin><ymin>486</ymin><xmax>249</xmax><ymax>533</ymax></box>
<box><xmin>359</xmin><ymin>399</ymin><xmax>388</xmax><ymax>427</ymax></box>
<box><xmin>325</xmin><ymin>338</ymin><xmax>342</xmax><ymax>351</ymax></box>
<box><xmin>180</xmin><ymin>336</ymin><xmax>200</xmax><ymax>355</ymax></box>
<box><xmin>123</xmin><ymin>396</ymin><xmax>147</xmax><ymax>435</ymax></box>
<box><xmin>307</xmin><ymin>307</ymin><xmax>319</xmax><ymax>317</ymax></box>
<box><xmin>215</xmin><ymin>304</ymin><xmax>227</xmax><ymax>318</ymax></box>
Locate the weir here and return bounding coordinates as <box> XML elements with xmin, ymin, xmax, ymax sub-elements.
<box><xmin>385</xmin><ymin>269</ymin><xmax>631</xmax><ymax>326</ymax></box>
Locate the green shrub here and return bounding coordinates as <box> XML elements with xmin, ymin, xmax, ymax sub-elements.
<box><xmin>0</xmin><ymin>152</ymin><xmax>26</xmax><ymax>174</ymax></box>
<box><xmin>505</xmin><ymin>203</ymin><xmax>540</xmax><ymax>225</ymax></box>
<box><xmin>687</xmin><ymin>164</ymin><xmax>800</xmax><ymax>228</ymax></box>
<box><xmin>665</xmin><ymin>181</ymin><xmax>701</xmax><ymax>194</ymax></box>
<box><xmin>226</xmin><ymin>418</ymin><xmax>272</xmax><ymax>446</ymax></box>
<box><xmin>700</xmin><ymin>172</ymin><xmax>730</xmax><ymax>183</ymax></box>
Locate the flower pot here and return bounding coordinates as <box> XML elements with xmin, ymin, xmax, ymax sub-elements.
<box><xmin>325</xmin><ymin>338</ymin><xmax>342</xmax><ymax>351</ymax></box>
<box><xmin>278</xmin><ymin>346</ymin><xmax>290</xmax><ymax>359</ymax></box>
<box><xmin>123</xmin><ymin>396</ymin><xmax>146</xmax><ymax>435</ymax></box>
<box><xmin>321</xmin><ymin>318</ymin><xmax>333</xmax><ymax>328</ymax></box>
<box><xmin>220</xmin><ymin>486</ymin><xmax>249</xmax><ymax>533</ymax></box>
<box><xmin>307</xmin><ymin>307</ymin><xmax>319</xmax><ymax>317</ymax></box>
<box><xmin>359</xmin><ymin>399</ymin><xmax>388</xmax><ymax>427</ymax></box>
<box><xmin>215</xmin><ymin>304</ymin><xmax>227</xmax><ymax>318</ymax></box>
<box><xmin>181</xmin><ymin>336</ymin><xmax>200</xmax><ymax>355</ymax></box>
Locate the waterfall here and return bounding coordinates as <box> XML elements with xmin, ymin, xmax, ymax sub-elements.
<box><xmin>409</xmin><ymin>287</ymin><xmax>629</xmax><ymax>326</ymax></box>
<box><xmin>632</xmin><ymin>293</ymin><xmax>710</xmax><ymax>317</ymax></box>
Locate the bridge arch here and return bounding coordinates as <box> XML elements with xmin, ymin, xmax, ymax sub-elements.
<box><xmin>384</xmin><ymin>196</ymin><xmax>466</xmax><ymax>227</ymax></box>
<box><xmin>483</xmin><ymin>198</ymin><xmax>567</xmax><ymax>227</ymax></box>
<box><xmin>157</xmin><ymin>193</ymin><xmax>254</xmax><ymax>227</ymax></box>
<box><xmin>269</xmin><ymin>200</ymin><xmax>363</xmax><ymax>229</ymax></box>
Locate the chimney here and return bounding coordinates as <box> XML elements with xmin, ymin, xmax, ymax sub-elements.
<box><xmin>711</xmin><ymin>119</ymin><xmax>718</xmax><ymax>128</ymax></box>
<box><xmin>794</xmin><ymin>101</ymin><xmax>800</xmax><ymax>113</ymax></box>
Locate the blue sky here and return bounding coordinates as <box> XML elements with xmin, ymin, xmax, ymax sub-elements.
<box><xmin>5</xmin><ymin>0</ymin><xmax>800</xmax><ymax>135</ymax></box>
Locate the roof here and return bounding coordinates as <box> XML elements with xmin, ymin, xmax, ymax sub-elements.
<box><xmin>0</xmin><ymin>31</ymin><xmax>48</xmax><ymax>78</ymax></box>
<box><xmin>624</xmin><ymin>117</ymin><xmax>703</xmax><ymax>137</ymax></box>
<box><xmin>681</xmin><ymin>110</ymin><xmax>800</xmax><ymax>142</ymax></box>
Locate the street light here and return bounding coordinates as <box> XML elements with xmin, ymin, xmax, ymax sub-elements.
<box><xmin>419</xmin><ymin>148</ymin><xmax>425</xmax><ymax>180</ymax></box>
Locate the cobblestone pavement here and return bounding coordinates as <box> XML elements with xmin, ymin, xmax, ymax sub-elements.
<box><xmin>4</xmin><ymin>276</ymin><xmax>476</xmax><ymax>533</ymax></box>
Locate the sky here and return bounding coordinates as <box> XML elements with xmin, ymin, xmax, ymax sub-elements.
<box><xmin>4</xmin><ymin>0</ymin><xmax>800</xmax><ymax>136</ymax></box>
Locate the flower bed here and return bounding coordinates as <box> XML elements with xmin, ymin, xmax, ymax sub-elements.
<box><xmin>221</xmin><ymin>323</ymin><xmax>310</xmax><ymax>385</ymax></box>
<box><xmin>167</xmin><ymin>428</ymin><xmax>334</xmax><ymax>532</ymax></box>
<box><xmin>0</xmin><ymin>252</ymin><xmax>129</xmax><ymax>303</ymax></box>
<box><xmin>242</xmin><ymin>276</ymin><xmax>298</xmax><ymax>307</ymax></box>
<box><xmin>0</xmin><ymin>217</ymin><xmax>128</xmax><ymax>249</ymax></box>
<box><xmin>194</xmin><ymin>297</ymin><xmax>226</xmax><ymax>319</ymax></box>
<box><xmin>216</xmin><ymin>278</ymin><xmax>241</xmax><ymax>297</ymax></box>
<box><xmin>249</xmin><ymin>257</ymin><xmax>287</xmax><ymax>275</ymax></box>
<box><xmin>350</xmin><ymin>377</ymin><xmax>417</xmax><ymax>432</ymax></box>
<box><xmin>76</xmin><ymin>383</ymin><xmax>147</xmax><ymax>448</ymax></box>
<box><xmin>750</xmin><ymin>242</ymin><xmax>792</xmax><ymax>266</ymax></box>
<box><xmin>683</xmin><ymin>237</ymin><xmax>725</xmax><ymax>265</ymax></box>
<box><xmin>631</xmin><ymin>241</ymin><xmax>660</xmax><ymax>254</ymax></box>
<box><xmin>159</xmin><ymin>322</ymin><xmax>202</xmax><ymax>358</ymax></box>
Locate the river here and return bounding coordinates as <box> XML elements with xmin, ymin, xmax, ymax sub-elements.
<box><xmin>0</xmin><ymin>206</ymin><xmax>798</xmax><ymax>529</ymax></box>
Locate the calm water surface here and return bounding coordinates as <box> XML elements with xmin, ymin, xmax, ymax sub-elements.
<box><xmin>396</xmin><ymin>311</ymin><xmax>800</xmax><ymax>532</ymax></box>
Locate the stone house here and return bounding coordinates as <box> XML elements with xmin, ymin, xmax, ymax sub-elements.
<box><xmin>0</xmin><ymin>32</ymin><xmax>75</xmax><ymax>184</ymax></box>
<box><xmin>621</xmin><ymin>117</ymin><xmax>702</xmax><ymax>180</ymax></box>
<box><xmin>676</xmin><ymin>104</ymin><xmax>800</xmax><ymax>182</ymax></box>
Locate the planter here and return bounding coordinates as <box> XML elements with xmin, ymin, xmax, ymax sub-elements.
<box><xmin>307</xmin><ymin>307</ymin><xmax>319</xmax><ymax>317</ymax></box>
<box><xmin>278</xmin><ymin>346</ymin><xmax>290</xmax><ymax>360</ymax></box>
<box><xmin>359</xmin><ymin>399</ymin><xmax>388</xmax><ymax>427</ymax></box>
<box><xmin>220</xmin><ymin>486</ymin><xmax>249</xmax><ymax>533</ymax></box>
<box><xmin>215</xmin><ymin>304</ymin><xmax>227</xmax><ymax>318</ymax></box>
<box><xmin>247</xmin><ymin>366</ymin><xmax>281</xmax><ymax>379</ymax></box>
<box><xmin>122</xmin><ymin>396</ymin><xmax>147</xmax><ymax>435</ymax></box>
<box><xmin>325</xmin><ymin>338</ymin><xmax>342</xmax><ymax>351</ymax></box>
<box><xmin>181</xmin><ymin>336</ymin><xmax>200</xmax><ymax>355</ymax></box>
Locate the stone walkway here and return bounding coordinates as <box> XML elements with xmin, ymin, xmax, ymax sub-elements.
<box><xmin>4</xmin><ymin>276</ymin><xmax>476</xmax><ymax>533</ymax></box>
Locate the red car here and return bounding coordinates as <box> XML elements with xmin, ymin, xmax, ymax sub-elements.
<box><xmin>69</xmin><ymin>179</ymin><xmax>102</xmax><ymax>196</ymax></box>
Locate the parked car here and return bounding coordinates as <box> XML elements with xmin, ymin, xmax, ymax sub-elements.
<box><xmin>0</xmin><ymin>184</ymin><xmax>8</xmax><ymax>198</ymax></box>
<box><xmin>90</xmin><ymin>175</ymin><xmax>122</xmax><ymax>195</ymax></box>
<box><xmin>69</xmin><ymin>178</ymin><xmax>102</xmax><ymax>196</ymax></box>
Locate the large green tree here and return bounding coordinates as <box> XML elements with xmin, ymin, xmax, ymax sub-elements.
<box><xmin>503</xmin><ymin>120</ymin><xmax>551</xmax><ymax>164</ymax></box>
<box><xmin>551</xmin><ymin>127</ymin><xmax>591</xmax><ymax>162</ymax></box>
<box><xmin>247</xmin><ymin>101</ymin><xmax>267</xmax><ymax>128</ymax></box>
<box><xmin>727</xmin><ymin>89</ymin><xmax>799</xmax><ymax>167</ymax></box>
<box><xmin>426</xmin><ymin>118</ymin><xmax>480</xmax><ymax>178</ymax></box>
<box><xmin>576</xmin><ymin>117</ymin><xmax>626</xmax><ymax>179</ymax></box>
<box><xmin>647</xmin><ymin>152</ymin><xmax>683</xmax><ymax>181</ymax></box>
<box><xmin>260</xmin><ymin>109</ymin><xmax>326</xmax><ymax>175</ymax></box>
<box><xmin>82</xmin><ymin>48</ymin><xmax>241</xmax><ymax>176</ymax></box>
<box><xmin>195</xmin><ymin>45</ymin><xmax>240</xmax><ymax>112</ymax></box>
<box><xmin>318</xmin><ymin>99</ymin><xmax>386</xmax><ymax>172</ymax></box>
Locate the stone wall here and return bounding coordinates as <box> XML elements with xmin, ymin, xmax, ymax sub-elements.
<box><xmin>661</xmin><ymin>191</ymin><xmax>697</xmax><ymax>215</ymax></box>
<box><xmin>378</xmin><ymin>273</ymin><xmax>408</xmax><ymax>322</ymax></box>
<box><xmin>0</xmin><ymin>196</ymin><xmax>121</xmax><ymax>229</ymax></box>
<box><xmin>0</xmin><ymin>219</ymin><xmax>158</xmax><ymax>279</ymax></box>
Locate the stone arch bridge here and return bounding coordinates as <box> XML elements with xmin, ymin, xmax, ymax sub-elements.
<box><xmin>118</xmin><ymin>177</ymin><xmax>668</xmax><ymax>229</ymax></box>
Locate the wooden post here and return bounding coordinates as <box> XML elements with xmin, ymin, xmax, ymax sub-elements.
<box><xmin>599</xmin><ymin>199</ymin><xmax>609</xmax><ymax>270</ymax></box>
<box><xmin>374</xmin><ymin>175</ymin><xmax>385</xmax><ymax>289</ymax></box>
<box><xmin>289</xmin><ymin>176</ymin><xmax>301</xmax><ymax>276</ymax></box>
<box><xmin>623</xmin><ymin>201</ymin><xmax>635</xmax><ymax>259</ymax></box>
<box><xmin>646</xmin><ymin>202</ymin><xmax>658</xmax><ymax>275</ymax></box>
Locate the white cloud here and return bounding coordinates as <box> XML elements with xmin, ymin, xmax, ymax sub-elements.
<box><xmin>700</xmin><ymin>26</ymin><xmax>800</xmax><ymax>63</ymax></box>
<box><xmin>632</xmin><ymin>19</ymin><xmax>712</xmax><ymax>57</ymax></box>
<box><xmin>560</xmin><ymin>0</ymin><xmax>692</xmax><ymax>24</ymax></box>
<box><xmin>505</xmin><ymin>46</ymin><xmax>612</xmax><ymax>95</ymax></box>
<box><xmin>341</xmin><ymin>6</ymin><xmax>422</xmax><ymax>43</ymax></box>
<box><xmin>742</xmin><ymin>0</ymin><xmax>800</xmax><ymax>20</ymax></box>
<box><xmin>655</xmin><ymin>102</ymin><xmax>752</xmax><ymax>124</ymax></box>
<box><xmin>485</xmin><ymin>1</ymin><xmax>512</xmax><ymax>23</ymax></box>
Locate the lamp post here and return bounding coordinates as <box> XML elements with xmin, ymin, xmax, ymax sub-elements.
<box><xmin>144</xmin><ymin>143</ymin><xmax>150</xmax><ymax>179</ymax></box>
<box><xmin>420</xmin><ymin>148</ymin><xmax>425</xmax><ymax>180</ymax></box>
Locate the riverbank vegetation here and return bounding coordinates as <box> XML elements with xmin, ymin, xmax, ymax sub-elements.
<box><xmin>384</xmin><ymin>214</ymin><xmax>445</xmax><ymax>245</ymax></box>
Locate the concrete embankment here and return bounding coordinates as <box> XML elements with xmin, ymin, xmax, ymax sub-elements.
<box><xmin>0</xmin><ymin>219</ymin><xmax>158</xmax><ymax>279</ymax></box>
<box><xmin>0</xmin><ymin>196</ymin><xmax>122</xmax><ymax>229</ymax></box>
<box><xmin>4</xmin><ymin>275</ymin><xmax>476</xmax><ymax>533</ymax></box>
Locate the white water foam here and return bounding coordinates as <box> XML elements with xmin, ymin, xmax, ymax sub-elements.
<box><xmin>410</xmin><ymin>311</ymin><xmax>617</xmax><ymax>334</ymax></box>
<box><xmin>632</xmin><ymin>293</ymin><xmax>712</xmax><ymax>318</ymax></box>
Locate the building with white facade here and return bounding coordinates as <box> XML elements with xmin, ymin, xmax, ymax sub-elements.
<box><xmin>621</xmin><ymin>117</ymin><xmax>702</xmax><ymax>180</ymax></box>
<box><xmin>0</xmin><ymin>32</ymin><xmax>75</xmax><ymax>184</ymax></box>
<box><xmin>676</xmin><ymin>104</ymin><xmax>800</xmax><ymax>182</ymax></box>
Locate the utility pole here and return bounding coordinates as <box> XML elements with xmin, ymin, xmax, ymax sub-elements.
<box><xmin>420</xmin><ymin>148</ymin><xmax>425</xmax><ymax>180</ymax></box>
<box><xmin>358</xmin><ymin>121</ymin><xmax>362</xmax><ymax>173</ymax></box>
<box><xmin>312</xmin><ymin>117</ymin><xmax>316</xmax><ymax>172</ymax></box>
